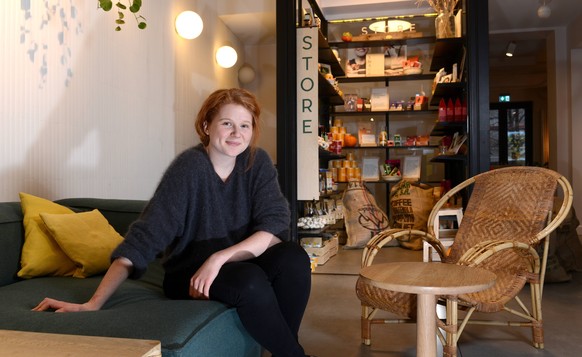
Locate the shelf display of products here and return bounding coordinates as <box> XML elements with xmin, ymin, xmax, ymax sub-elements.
<box><xmin>296</xmin><ymin>0</ymin><xmax>470</xmax><ymax>240</ymax></box>
<box><xmin>326</xmin><ymin>18</ymin><xmax>465</xmax><ymax>212</ymax></box>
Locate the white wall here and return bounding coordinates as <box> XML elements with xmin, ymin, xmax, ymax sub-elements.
<box><xmin>0</xmin><ymin>1</ymin><xmax>244</xmax><ymax>202</ymax></box>
<box><xmin>241</xmin><ymin>43</ymin><xmax>278</xmax><ymax>160</ymax></box>
<box><xmin>173</xmin><ymin>1</ymin><xmax>243</xmax><ymax>154</ymax></box>
<box><xmin>549</xmin><ymin>28</ymin><xmax>571</xmax><ymax>179</ymax></box>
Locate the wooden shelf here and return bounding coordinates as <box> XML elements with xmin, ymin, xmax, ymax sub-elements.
<box><xmin>361</xmin><ymin>179</ymin><xmax>402</xmax><ymax>184</ymax></box>
<box><xmin>429</xmin><ymin>82</ymin><xmax>466</xmax><ymax>107</ymax></box>
<box><xmin>431</xmin><ymin>154</ymin><xmax>467</xmax><ymax>163</ymax></box>
<box><xmin>329</xmin><ymin>36</ymin><xmax>436</xmax><ymax>49</ymax></box>
<box><xmin>337</xmin><ymin>73</ymin><xmax>434</xmax><ymax>84</ymax></box>
<box><xmin>430</xmin><ymin>38</ymin><xmax>465</xmax><ymax>73</ymax></box>
<box><xmin>331</xmin><ymin>110</ymin><xmax>437</xmax><ymax>117</ymax></box>
<box><xmin>430</xmin><ymin>121</ymin><xmax>467</xmax><ymax>136</ymax></box>
<box><xmin>318</xmin><ymin>72</ymin><xmax>344</xmax><ymax>105</ymax></box>
<box><xmin>318</xmin><ymin>30</ymin><xmax>345</xmax><ymax>77</ymax></box>
<box><xmin>319</xmin><ymin>147</ymin><xmax>345</xmax><ymax>161</ymax></box>
<box><xmin>342</xmin><ymin>145</ymin><xmax>437</xmax><ymax>150</ymax></box>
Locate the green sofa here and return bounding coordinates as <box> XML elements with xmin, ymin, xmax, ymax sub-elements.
<box><xmin>0</xmin><ymin>198</ymin><xmax>261</xmax><ymax>357</ymax></box>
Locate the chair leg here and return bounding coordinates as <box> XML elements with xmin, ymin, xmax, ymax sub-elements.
<box><xmin>530</xmin><ymin>282</ymin><xmax>544</xmax><ymax>349</ymax></box>
<box><xmin>361</xmin><ymin>305</ymin><xmax>372</xmax><ymax>345</ymax></box>
<box><xmin>444</xmin><ymin>299</ymin><xmax>458</xmax><ymax>357</ymax></box>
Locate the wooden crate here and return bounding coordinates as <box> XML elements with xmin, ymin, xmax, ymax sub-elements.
<box><xmin>303</xmin><ymin>236</ymin><xmax>339</xmax><ymax>266</ymax></box>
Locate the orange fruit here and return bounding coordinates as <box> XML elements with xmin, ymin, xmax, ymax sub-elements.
<box><xmin>344</xmin><ymin>134</ymin><xmax>357</xmax><ymax>147</ymax></box>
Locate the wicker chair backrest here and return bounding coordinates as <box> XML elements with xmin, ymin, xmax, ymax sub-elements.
<box><xmin>445</xmin><ymin>167</ymin><xmax>561</xmax><ymax>311</ymax></box>
<box><xmin>448</xmin><ymin>166</ymin><xmax>560</xmax><ymax>263</ymax></box>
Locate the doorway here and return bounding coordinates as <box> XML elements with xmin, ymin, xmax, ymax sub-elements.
<box><xmin>489</xmin><ymin>101</ymin><xmax>533</xmax><ymax>167</ymax></box>
<box><xmin>488</xmin><ymin>32</ymin><xmax>549</xmax><ymax>169</ymax></box>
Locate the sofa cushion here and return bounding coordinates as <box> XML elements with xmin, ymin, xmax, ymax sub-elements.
<box><xmin>0</xmin><ymin>202</ymin><xmax>24</xmax><ymax>287</ymax></box>
<box><xmin>0</xmin><ymin>261</ymin><xmax>261</xmax><ymax>357</ymax></box>
<box><xmin>40</xmin><ymin>209</ymin><xmax>124</xmax><ymax>278</ymax></box>
<box><xmin>18</xmin><ymin>193</ymin><xmax>78</xmax><ymax>279</ymax></box>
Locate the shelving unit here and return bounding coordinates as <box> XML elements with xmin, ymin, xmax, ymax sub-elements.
<box><xmin>297</xmin><ymin>1</ymin><xmax>469</xmax><ymax>235</ymax></box>
<box><xmin>276</xmin><ymin>0</ymin><xmax>491</xmax><ymax>242</ymax></box>
<box><xmin>319</xmin><ymin>15</ymin><xmax>468</xmax><ymax>214</ymax></box>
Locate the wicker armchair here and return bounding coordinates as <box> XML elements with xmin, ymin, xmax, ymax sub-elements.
<box><xmin>355</xmin><ymin>166</ymin><xmax>573</xmax><ymax>357</ymax></box>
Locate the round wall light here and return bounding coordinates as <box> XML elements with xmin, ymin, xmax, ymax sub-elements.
<box><xmin>238</xmin><ymin>64</ymin><xmax>256</xmax><ymax>84</ymax></box>
<box><xmin>175</xmin><ymin>11</ymin><xmax>203</xmax><ymax>39</ymax></box>
<box><xmin>216</xmin><ymin>46</ymin><xmax>238</xmax><ymax>68</ymax></box>
<box><xmin>537</xmin><ymin>4</ymin><xmax>551</xmax><ymax>19</ymax></box>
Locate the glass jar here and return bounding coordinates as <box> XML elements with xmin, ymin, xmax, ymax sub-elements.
<box><xmin>435</xmin><ymin>10</ymin><xmax>455</xmax><ymax>39</ymax></box>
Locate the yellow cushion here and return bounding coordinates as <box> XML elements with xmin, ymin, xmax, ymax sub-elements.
<box><xmin>40</xmin><ymin>209</ymin><xmax>124</xmax><ymax>278</ymax></box>
<box><xmin>18</xmin><ymin>192</ymin><xmax>77</xmax><ymax>278</ymax></box>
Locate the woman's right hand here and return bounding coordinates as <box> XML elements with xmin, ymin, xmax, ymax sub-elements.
<box><xmin>32</xmin><ymin>257</ymin><xmax>134</xmax><ymax>313</ymax></box>
<box><xmin>32</xmin><ymin>298</ymin><xmax>99</xmax><ymax>313</ymax></box>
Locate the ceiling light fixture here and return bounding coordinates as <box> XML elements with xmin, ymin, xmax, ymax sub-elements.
<box><xmin>216</xmin><ymin>46</ymin><xmax>238</xmax><ymax>68</ymax></box>
<box><xmin>368</xmin><ymin>20</ymin><xmax>412</xmax><ymax>33</ymax></box>
<box><xmin>505</xmin><ymin>41</ymin><xmax>516</xmax><ymax>57</ymax></box>
<box><xmin>175</xmin><ymin>11</ymin><xmax>203</xmax><ymax>39</ymax></box>
<box><xmin>537</xmin><ymin>1</ymin><xmax>551</xmax><ymax>19</ymax></box>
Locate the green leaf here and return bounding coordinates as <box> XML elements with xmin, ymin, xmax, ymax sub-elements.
<box><xmin>99</xmin><ymin>0</ymin><xmax>113</xmax><ymax>11</ymax></box>
<box><xmin>130</xmin><ymin>0</ymin><xmax>142</xmax><ymax>13</ymax></box>
<box><xmin>138</xmin><ymin>22</ymin><xmax>147</xmax><ymax>29</ymax></box>
<box><xmin>115</xmin><ymin>2</ymin><xmax>127</xmax><ymax>9</ymax></box>
<box><xmin>115</xmin><ymin>19</ymin><xmax>125</xmax><ymax>24</ymax></box>
<box><xmin>118</xmin><ymin>11</ymin><xmax>124</xmax><ymax>19</ymax></box>
<box><xmin>115</xmin><ymin>26</ymin><xmax>121</xmax><ymax>31</ymax></box>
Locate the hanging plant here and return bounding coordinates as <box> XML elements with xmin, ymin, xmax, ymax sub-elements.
<box><xmin>97</xmin><ymin>0</ymin><xmax>147</xmax><ymax>31</ymax></box>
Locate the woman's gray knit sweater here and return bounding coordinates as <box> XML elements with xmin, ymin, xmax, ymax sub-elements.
<box><xmin>112</xmin><ymin>144</ymin><xmax>291</xmax><ymax>279</ymax></box>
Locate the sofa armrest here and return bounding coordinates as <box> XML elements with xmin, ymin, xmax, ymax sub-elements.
<box><xmin>0</xmin><ymin>202</ymin><xmax>25</xmax><ymax>287</ymax></box>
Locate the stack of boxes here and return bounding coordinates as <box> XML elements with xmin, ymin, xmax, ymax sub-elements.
<box><xmin>301</xmin><ymin>235</ymin><xmax>339</xmax><ymax>271</ymax></box>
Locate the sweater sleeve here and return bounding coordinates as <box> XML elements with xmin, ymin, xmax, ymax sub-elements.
<box><xmin>111</xmin><ymin>149</ymin><xmax>196</xmax><ymax>279</ymax></box>
<box><xmin>250</xmin><ymin>149</ymin><xmax>291</xmax><ymax>241</ymax></box>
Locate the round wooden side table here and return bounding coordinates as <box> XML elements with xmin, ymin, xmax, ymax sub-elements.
<box><xmin>359</xmin><ymin>262</ymin><xmax>496</xmax><ymax>357</ymax></box>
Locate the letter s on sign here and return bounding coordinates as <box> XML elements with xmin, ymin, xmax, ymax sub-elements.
<box><xmin>302</xmin><ymin>35</ymin><xmax>312</xmax><ymax>50</ymax></box>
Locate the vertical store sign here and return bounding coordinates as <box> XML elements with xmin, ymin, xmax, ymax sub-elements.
<box><xmin>297</xmin><ymin>27</ymin><xmax>319</xmax><ymax>200</ymax></box>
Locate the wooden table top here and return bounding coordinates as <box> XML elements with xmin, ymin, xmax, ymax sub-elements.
<box><xmin>0</xmin><ymin>330</ymin><xmax>161</xmax><ymax>357</ymax></box>
<box><xmin>360</xmin><ymin>262</ymin><xmax>496</xmax><ymax>296</ymax></box>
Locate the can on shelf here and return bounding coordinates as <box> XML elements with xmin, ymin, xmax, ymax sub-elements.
<box><xmin>331</xmin><ymin>140</ymin><xmax>342</xmax><ymax>154</ymax></box>
<box><xmin>338</xmin><ymin>167</ymin><xmax>347</xmax><ymax>182</ymax></box>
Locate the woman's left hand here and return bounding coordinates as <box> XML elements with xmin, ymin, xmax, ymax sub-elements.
<box><xmin>189</xmin><ymin>254</ymin><xmax>224</xmax><ymax>299</ymax></box>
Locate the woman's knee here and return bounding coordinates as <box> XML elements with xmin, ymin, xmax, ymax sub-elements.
<box><xmin>212</xmin><ymin>263</ymin><xmax>272</xmax><ymax>303</ymax></box>
<box><xmin>271</xmin><ymin>241</ymin><xmax>310</xmax><ymax>270</ymax></box>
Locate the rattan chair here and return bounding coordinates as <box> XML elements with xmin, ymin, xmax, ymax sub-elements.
<box><xmin>356</xmin><ymin>166</ymin><xmax>573</xmax><ymax>357</ymax></box>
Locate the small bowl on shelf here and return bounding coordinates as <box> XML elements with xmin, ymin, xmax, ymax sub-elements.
<box><xmin>403</xmin><ymin>67</ymin><xmax>422</xmax><ymax>75</ymax></box>
<box><xmin>382</xmin><ymin>175</ymin><xmax>402</xmax><ymax>182</ymax></box>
